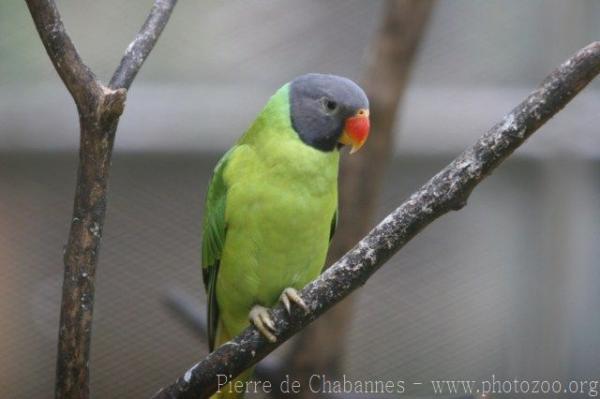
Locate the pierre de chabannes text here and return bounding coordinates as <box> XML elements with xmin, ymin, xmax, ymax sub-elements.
<box><xmin>216</xmin><ymin>373</ymin><xmax>600</xmax><ymax>396</ymax></box>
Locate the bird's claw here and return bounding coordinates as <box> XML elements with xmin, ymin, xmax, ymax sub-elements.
<box><xmin>248</xmin><ymin>289</ymin><xmax>308</xmax><ymax>342</ymax></box>
<box><xmin>280</xmin><ymin>287</ymin><xmax>309</xmax><ymax>315</ymax></box>
<box><xmin>249</xmin><ymin>305</ymin><xmax>277</xmax><ymax>343</ymax></box>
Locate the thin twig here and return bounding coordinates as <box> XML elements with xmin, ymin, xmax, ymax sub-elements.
<box><xmin>164</xmin><ymin>288</ymin><xmax>210</xmax><ymax>338</ymax></box>
<box><xmin>110</xmin><ymin>0</ymin><xmax>178</xmax><ymax>90</ymax></box>
<box><xmin>25</xmin><ymin>1</ymin><xmax>178</xmax><ymax>398</ymax></box>
<box><xmin>152</xmin><ymin>42</ymin><xmax>600</xmax><ymax>399</ymax></box>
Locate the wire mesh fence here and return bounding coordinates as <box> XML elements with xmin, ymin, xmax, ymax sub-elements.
<box><xmin>2</xmin><ymin>153</ymin><xmax>599</xmax><ymax>398</ymax></box>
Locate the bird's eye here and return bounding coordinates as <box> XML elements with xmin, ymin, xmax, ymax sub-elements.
<box><xmin>322</xmin><ymin>98</ymin><xmax>338</xmax><ymax>113</ymax></box>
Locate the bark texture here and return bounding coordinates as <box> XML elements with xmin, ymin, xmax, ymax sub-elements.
<box><xmin>25</xmin><ymin>1</ymin><xmax>178</xmax><ymax>398</ymax></box>
<box><xmin>152</xmin><ymin>41</ymin><xmax>600</xmax><ymax>399</ymax></box>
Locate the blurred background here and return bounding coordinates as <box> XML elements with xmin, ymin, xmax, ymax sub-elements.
<box><xmin>1</xmin><ymin>0</ymin><xmax>600</xmax><ymax>398</ymax></box>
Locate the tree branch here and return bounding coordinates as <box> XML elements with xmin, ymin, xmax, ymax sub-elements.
<box><xmin>26</xmin><ymin>1</ymin><xmax>177</xmax><ymax>398</ymax></box>
<box><xmin>25</xmin><ymin>0</ymin><xmax>102</xmax><ymax>109</ymax></box>
<box><xmin>164</xmin><ymin>288</ymin><xmax>288</xmax><ymax>388</ymax></box>
<box><xmin>109</xmin><ymin>0</ymin><xmax>178</xmax><ymax>90</ymax></box>
<box><xmin>152</xmin><ymin>42</ymin><xmax>600</xmax><ymax>399</ymax></box>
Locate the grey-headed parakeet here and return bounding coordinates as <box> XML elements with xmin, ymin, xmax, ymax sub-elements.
<box><xmin>202</xmin><ymin>73</ymin><xmax>369</xmax><ymax>397</ymax></box>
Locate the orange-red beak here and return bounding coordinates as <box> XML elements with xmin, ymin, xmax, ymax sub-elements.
<box><xmin>338</xmin><ymin>109</ymin><xmax>370</xmax><ymax>154</ymax></box>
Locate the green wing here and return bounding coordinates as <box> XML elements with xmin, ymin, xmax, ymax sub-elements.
<box><xmin>202</xmin><ymin>148</ymin><xmax>234</xmax><ymax>351</ymax></box>
<box><xmin>321</xmin><ymin>209</ymin><xmax>337</xmax><ymax>274</ymax></box>
<box><xmin>329</xmin><ymin>210</ymin><xmax>338</xmax><ymax>242</ymax></box>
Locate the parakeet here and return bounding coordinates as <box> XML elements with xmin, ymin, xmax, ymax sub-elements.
<box><xmin>202</xmin><ymin>73</ymin><xmax>369</xmax><ymax>397</ymax></box>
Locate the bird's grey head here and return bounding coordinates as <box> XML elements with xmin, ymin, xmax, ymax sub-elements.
<box><xmin>289</xmin><ymin>73</ymin><xmax>370</xmax><ymax>153</ymax></box>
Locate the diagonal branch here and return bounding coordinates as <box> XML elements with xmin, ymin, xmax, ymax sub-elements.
<box><xmin>110</xmin><ymin>0</ymin><xmax>178</xmax><ymax>90</ymax></box>
<box><xmin>152</xmin><ymin>42</ymin><xmax>600</xmax><ymax>399</ymax></box>
<box><xmin>26</xmin><ymin>1</ymin><xmax>177</xmax><ymax>398</ymax></box>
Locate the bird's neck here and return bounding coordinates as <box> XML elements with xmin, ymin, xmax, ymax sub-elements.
<box><xmin>241</xmin><ymin>84</ymin><xmax>340</xmax><ymax>192</ymax></box>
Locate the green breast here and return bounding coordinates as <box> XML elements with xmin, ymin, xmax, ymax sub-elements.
<box><xmin>215</xmin><ymin>86</ymin><xmax>340</xmax><ymax>335</ymax></box>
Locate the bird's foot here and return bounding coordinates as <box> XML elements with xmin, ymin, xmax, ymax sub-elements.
<box><xmin>280</xmin><ymin>287</ymin><xmax>309</xmax><ymax>315</ymax></box>
<box><xmin>249</xmin><ymin>305</ymin><xmax>277</xmax><ymax>343</ymax></box>
<box><xmin>248</xmin><ymin>289</ymin><xmax>309</xmax><ymax>342</ymax></box>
